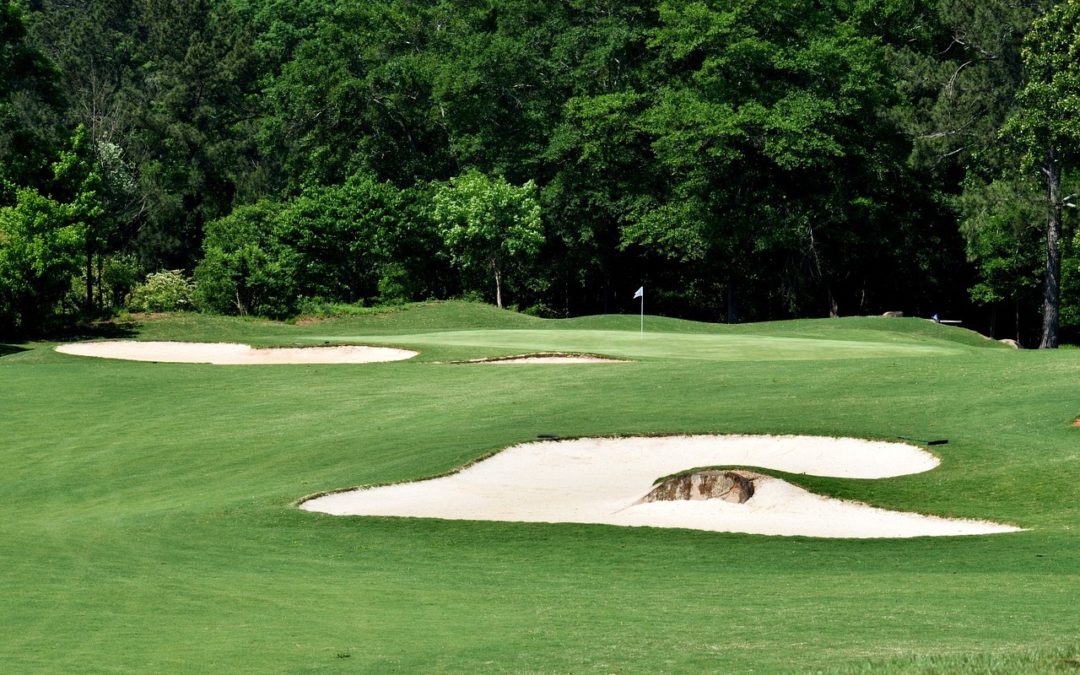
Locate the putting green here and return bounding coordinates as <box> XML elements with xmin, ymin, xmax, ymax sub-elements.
<box><xmin>297</xmin><ymin>328</ymin><xmax>966</xmax><ymax>361</ymax></box>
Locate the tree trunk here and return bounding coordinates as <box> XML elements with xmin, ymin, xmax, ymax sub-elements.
<box><xmin>1016</xmin><ymin>298</ymin><xmax>1021</xmax><ymax>346</ymax></box>
<box><xmin>85</xmin><ymin>232</ymin><xmax>94</xmax><ymax>315</ymax></box>
<box><xmin>1040</xmin><ymin>146</ymin><xmax>1062</xmax><ymax>349</ymax></box>
<box><xmin>96</xmin><ymin>253</ymin><xmax>104</xmax><ymax>309</ymax></box>
<box><xmin>492</xmin><ymin>260</ymin><xmax>503</xmax><ymax>309</ymax></box>
<box><xmin>235</xmin><ymin>289</ymin><xmax>247</xmax><ymax>316</ymax></box>
<box><xmin>725</xmin><ymin>282</ymin><xmax>738</xmax><ymax>324</ymax></box>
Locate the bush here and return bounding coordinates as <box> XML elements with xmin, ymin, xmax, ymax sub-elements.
<box><xmin>64</xmin><ymin>253</ymin><xmax>142</xmax><ymax>315</ymax></box>
<box><xmin>195</xmin><ymin>173</ymin><xmax>444</xmax><ymax>318</ymax></box>
<box><xmin>102</xmin><ymin>254</ymin><xmax>142</xmax><ymax>309</ymax></box>
<box><xmin>522</xmin><ymin>302</ymin><xmax>558</xmax><ymax>318</ymax></box>
<box><xmin>274</xmin><ymin>172</ymin><xmax>409</xmax><ymax>304</ymax></box>
<box><xmin>196</xmin><ymin>201</ymin><xmax>290</xmax><ymax>317</ymax></box>
<box><xmin>0</xmin><ymin>188</ymin><xmax>84</xmax><ymax>336</ymax></box>
<box><xmin>126</xmin><ymin>270</ymin><xmax>198</xmax><ymax>313</ymax></box>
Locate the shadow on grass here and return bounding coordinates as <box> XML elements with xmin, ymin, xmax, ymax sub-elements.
<box><xmin>7</xmin><ymin>319</ymin><xmax>141</xmax><ymax>345</ymax></box>
<box><xmin>0</xmin><ymin>344</ymin><xmax>28</xmax><ymax>357</ymax></box>
<box><xmin>46</xmin><ymin>320</ymin><xmax>140</xmax><ymax>343</ymax></box>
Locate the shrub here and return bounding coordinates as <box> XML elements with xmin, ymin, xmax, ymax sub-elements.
<box><xmin>0</xmin><ymin>188</ymin><xmax>84</xmax><ymax>336</ymax></box>
<box><xmin>126</xmin><ymin>269</ymin><xmax>197</xmax><ymax>313</ymax></box>
<box><xmin>102</xmin><ymin>254</ymin><xmax>142</xmax><ymax>309</ymax></box>
<box><xmin>196</xmin><ymin>201</ymin><xmax>290</xmax><ymax>317</ymax></box>
<box><xmin>64</xmin><ymin>253</ymin><xmax>142</xmax><ymax>315</ymax></box>
<box><xmin>195</xmin><ymin>173</ymin><xmax>443</xmax><ymax>318</ymax></box>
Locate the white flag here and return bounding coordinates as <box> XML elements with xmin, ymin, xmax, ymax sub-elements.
<box><xmin>633</xmin><ymin>286</ymin><xmax>643</xmax><ymax>299</ymax></box>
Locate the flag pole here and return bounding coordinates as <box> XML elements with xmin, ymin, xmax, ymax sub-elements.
<box><xmin>630</xmin><ymin>285</ymin><xmax>639</xmax><ymax>336</ymax></box>
<box><xmin>633</xmin><ymin>286</ymin><xmax>644</xmax><ymax>337</ymax></box>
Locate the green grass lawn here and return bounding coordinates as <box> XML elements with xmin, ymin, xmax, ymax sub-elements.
<box><xmin>2</xmin><ymin>302</ymin><xmax>1079</xmax><ymax>673</ymax></box>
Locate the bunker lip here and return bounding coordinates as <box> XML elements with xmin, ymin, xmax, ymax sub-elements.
<box><xmin>458</xmin><ymin>352</ymin><xmax>626</xmax><ymax>364</ymax></box>
<box><xmin>54</xmin><ymin>340</ymin><xmax>417</xmax><ymax>365</ymax></box>
<box><xmin>300</xmin><ymin>434</ymin><xmax>1022</xmax><ymax>538</ymax></box>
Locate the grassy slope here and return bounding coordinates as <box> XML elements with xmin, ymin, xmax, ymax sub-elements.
<box><xmin>2</xmin><ymin>302</ymin><xmax>1078</xmax><ymax>673</ymax></box>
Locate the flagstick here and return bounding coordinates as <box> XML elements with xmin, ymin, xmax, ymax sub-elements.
<box><xmin>640</xmin><ymin>295</ymin><xmax>644</xmax><ymax>338</ymax></box>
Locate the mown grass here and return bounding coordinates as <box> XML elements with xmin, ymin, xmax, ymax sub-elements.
<box><xmin>2</xmin><ymin>302</ymin><xmax>1078</xmax><ymax>673</ymax></box>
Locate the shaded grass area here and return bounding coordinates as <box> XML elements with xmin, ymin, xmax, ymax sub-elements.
<box><xmin>2</xmin><ymin>302</ymin><xmax>1079</xmax><ymax>672</ymax></box>
<box><xmin>0</xmin><ymin>343</ymin><xmax>27</xmax><ymax>357</ymax></box>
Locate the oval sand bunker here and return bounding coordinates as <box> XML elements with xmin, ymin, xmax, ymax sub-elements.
<box><xmin>55</xmin><ymin>341</ymin><xmax>416</xmax><ymax>365</ymax></box>
<box><xmin>301</xmin><ymin>435</ymin><xmax>1021</xmax><ymax>538</ymax></box>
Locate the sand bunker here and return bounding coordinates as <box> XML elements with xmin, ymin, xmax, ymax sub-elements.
<box><xmin>55</xmin><ymin>341</ymin><xmax>416</xmax><ymax>365</ymax></box>
<box><xmin>301</xmin><ymin>435</ymin><xmax>1020</xmax><ymax>538</ymax></box>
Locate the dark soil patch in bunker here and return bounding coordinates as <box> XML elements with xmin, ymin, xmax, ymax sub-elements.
<box><xmin>641</xmin><ymin>470</ymin><xmax>758</xmax><ymax>504</ymax></box>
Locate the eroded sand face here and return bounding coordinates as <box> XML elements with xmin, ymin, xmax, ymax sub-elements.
<box><xmin>55</xmin><ymin>341</ymin><xmax>417</xmax><ymax>365</ymax></box>
<box><xmin>301</xmin><ymin>435</ymin><xmax>1021</xmax><ymax>538</ymax></box>
<box><xmin>470</xmin><ymin>354</ymin><xmax>624</xmax><ymax>364</ymax></box>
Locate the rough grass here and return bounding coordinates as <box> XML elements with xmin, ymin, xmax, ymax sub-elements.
<box><xmin>2</xmin><ymin>302</ymin><xmax>1078</xmax><ymax>673</ymax></box>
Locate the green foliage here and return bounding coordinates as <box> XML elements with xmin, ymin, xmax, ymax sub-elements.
<box><xmin>195</xmin><ymin>200</ymin><xmax>284</xmax><ymax>316</ymax></box>
<box><xmin>544</xmin><ymin>88</ymin><xmax>653</xmax><ymax>313</ymax></box>
<box><xmin>125</xmin><ymin>269</ymin><xmax>197</xmax><ymax>313</ymax></box>
<box><xmin>432</xmin><ymin>170</ymin><xmax>543</xmax><ymax>308</ymax></box>
<box><xmin>273</xmin><ymin>174</ymin><xmax>401</xmax><ymax>305</ymax></box>
<box><xmin>16</xmin><ymin>0</ymin><xmax>1080</xmax><ymax>331</ymax></box>
<box><xmin>26</xmin><ymin>0</ymin><xmax>148</xmax><ymax>280</ymax></box>
<box><xmin>958</xmin><ymin>176</ymin><xmax>1043</xmax><ymax>307</ymax></box>
<box><xmin>898</xmin><ymin>0</ymin><xmax>1043</xmax><ymax>172</ymax></box>
<box><xmin>0</xmin><ymin>1</ymin><xmax>62</xmax><ymax>201</ymax></box>
<box><xmin>51</xmin><ymin>126</ymin><xmax>104</xmax><ymax>220</ymax></box>
<box><xmin>0</xmin><ymin>187</ymin><xmax>83</xmax><ymax>335</ymax></box>
<box><xmin>1060</xmin><ymin>252</ymin><xmax>1080</xmax><ymax>333</ymax></box>
<box><xmin>0</xmin><ymin>125</ymin><xmax>104</xmax><ymax>336</ymax></box>
<box><xmin>994</xmin><ymin>0</ymin><xmax>1080</xmax><ymax>346</ymax></box>
<box><xmin>260</xmin><ymin>3</ymin><xmax>453</xmax><ymax>188</ymax></box>
<box><xmin>620</xmin><ymin>0</ymin><xmax>951</xmax><ymax>320</ymax></box>
<box><xmin>888</xmin><ymin>0</ymin><xmax>1068</xmax><ymax>343</ymax></box>
<box><xmin>197</xmin><ymin>173</ymin><xmax>437</xmax><ymax>318</ymax></box>
<box><xmin>1004</xmin><ymin>0</ymin><xmax>1080</xmax><ymax>170</ymax></box>
<box><xmin>100</xmin><ymin>253</ymin><xmax>141</xmax><ymax>309</ymax></box>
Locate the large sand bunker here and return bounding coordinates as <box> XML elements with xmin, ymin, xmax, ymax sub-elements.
<box><xmin>55</xmin><ymin>341</ymin><xmax>417</xmax><ymax>365</ymax></box>
<box><xmin>301</xmin><ymin>435</ymin><xmax>1021</xmax><ymax>538</ymax></box>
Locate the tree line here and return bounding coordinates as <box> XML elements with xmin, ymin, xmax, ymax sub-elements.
<box><xmin>1</xmin><ymin>0</ymin><xmax>1077</xmax><ymax>345</ymax></box>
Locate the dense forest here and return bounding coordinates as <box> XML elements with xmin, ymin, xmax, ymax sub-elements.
<box><xmin>1</xmin><ymin>0</ymin><xmax>1078</xmax><ymax>345</ymax></box>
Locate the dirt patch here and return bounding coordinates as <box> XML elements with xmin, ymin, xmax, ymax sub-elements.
<box><xmin>642</xmin><ymin>470</ymin><xmax>757</xmax><ymax>504</ymax></box>
<box><xmin>55</xmin><ymin>341</ymin><xmax>417</xmax><ymax>365</ymax></box>
<box><xmin>1073</xmin><ymin>417</ymin><xmax>1080</xmax><ymax>428</ymax></box>
<box><xmin>463</xmin><ymin>352</ymin><xmax>625</xmax><ymax>364</ymax></box>
<box><xmin>292</xmin><ymin>316</ymin><xmax>331</xmax><ymax>326</ymax></box>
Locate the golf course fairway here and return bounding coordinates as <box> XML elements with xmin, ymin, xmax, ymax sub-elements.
<box><xmin>2</xmin><ymin>302</ymin><xmax>1078</xmax><ymax>672</ymax></box>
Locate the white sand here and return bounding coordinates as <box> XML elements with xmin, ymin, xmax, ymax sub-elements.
<box><xmin>55</xmin><ymin>341</ymin><xmax>417</xmax><ymax>365</ymax></box>
<box><xmin>301</xmin><ymin>435</ymin><xmax>1020</xmax><ymax>538</ymax></box>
